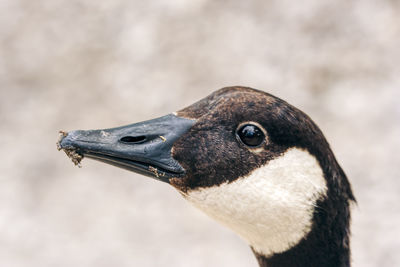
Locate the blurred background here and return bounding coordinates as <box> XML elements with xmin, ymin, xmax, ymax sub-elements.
<box><xmin>1</xmin><ymin>0</ymin><xmax>399</xmax><ymax>266</ymax></box>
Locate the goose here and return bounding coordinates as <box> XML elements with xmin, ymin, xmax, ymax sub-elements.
<box><xmin>58</xmin><ymin>86</ymin><xmax>355</xmax><ymax>267</ymax></box>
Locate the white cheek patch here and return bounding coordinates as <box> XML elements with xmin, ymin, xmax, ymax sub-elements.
<box><xmin>183</xmin><ymin>148</ymin><xmax>327</xmax><ymax>257</ymax></box>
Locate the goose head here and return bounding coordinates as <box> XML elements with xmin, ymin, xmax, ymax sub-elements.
<box><xmin>58</xmin><ymin>86</ymin><xmax>355</xmax><ymax>267</ymax></box>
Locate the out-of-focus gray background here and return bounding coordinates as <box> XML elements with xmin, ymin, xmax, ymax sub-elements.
<box><xmin>1</xmin><ymin>0</ymin><xmax>399</xmax><ymax>266</ymax></box>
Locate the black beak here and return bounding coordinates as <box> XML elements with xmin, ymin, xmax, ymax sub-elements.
<box><xmin>58</xmin><ymin>114</ymin><xmax>195</xmax><ymax>183</ymax></box>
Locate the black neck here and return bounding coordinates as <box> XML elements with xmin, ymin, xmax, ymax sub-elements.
<box><xmin>252</xmin><ymin>193</ymin><xmax>353</xmax><ymax>267</ymax></box>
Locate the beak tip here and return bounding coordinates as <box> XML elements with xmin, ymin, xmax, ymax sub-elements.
<box><xmin>57</xmin><ymin>130</ymin><xmax>84</xmax><ymax>166</ymax></box>
<box><xmin>57</xmin><ymin>130</ymin><xmax>79</xmax><ymax>150</ymax></box>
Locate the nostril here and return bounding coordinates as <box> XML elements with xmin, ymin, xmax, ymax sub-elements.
<box><xmin>120</xmin><ymin>136</ymin><xmax>146</xmax><ymax>144</ymax></box>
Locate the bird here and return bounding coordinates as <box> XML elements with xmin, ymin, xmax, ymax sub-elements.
<box><xmin>58</xmin><ymin>86</ymin><xmax>355</xmax><ymax>267</ymax></box>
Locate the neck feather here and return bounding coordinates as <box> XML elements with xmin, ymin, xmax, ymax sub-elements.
<box><xmin>252</xmin><ymin>183</ymin><xmax>353</xmax><ymax>267</ymax></box>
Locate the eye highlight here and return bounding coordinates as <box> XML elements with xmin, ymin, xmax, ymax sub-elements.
<box><xmin>236</xmin><ymin>123</ymin><xmax>266</xmax><ymax>147</ymax></box>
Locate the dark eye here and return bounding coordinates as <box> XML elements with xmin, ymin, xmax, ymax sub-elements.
<box><xmin>236</xmin><ymin>124</ymin><xmax>265</xmax><ymax>147</ymax></box>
